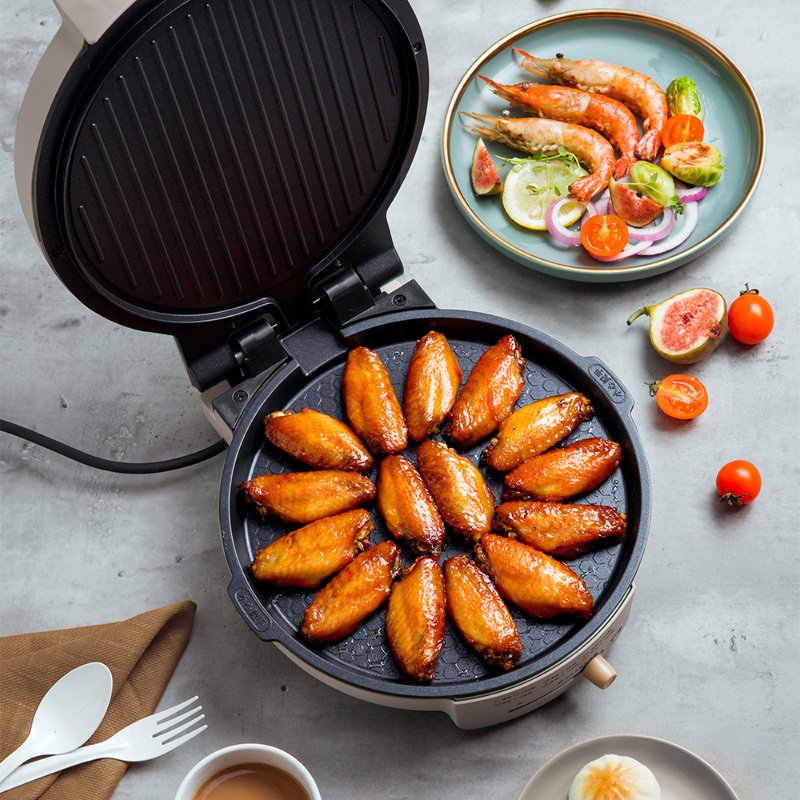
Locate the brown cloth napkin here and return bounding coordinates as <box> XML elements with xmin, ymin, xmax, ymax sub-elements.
<box><xmin>0</xmin><ymin>601</ymin><xmax>196</xmax><ymax>800</ymax></box>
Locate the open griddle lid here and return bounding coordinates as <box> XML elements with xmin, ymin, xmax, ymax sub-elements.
<box><xmin>33</xmin><ymin>0</ymin><xmax>428</xmax><ymax>337</ymax></box>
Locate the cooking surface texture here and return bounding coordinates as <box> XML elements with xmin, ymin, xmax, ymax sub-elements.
<box><xmin>38</xmin><ymin>0</ymin><xmax>422</xmax><ymax>324</ymax></box>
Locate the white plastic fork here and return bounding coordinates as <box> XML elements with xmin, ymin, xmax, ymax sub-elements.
<box><xmin>0</xmin><ymin>696</ymin><xmax>206</xmax><ymax>792</ymax></box>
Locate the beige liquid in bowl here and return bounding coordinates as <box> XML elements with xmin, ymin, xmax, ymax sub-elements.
<box><xmin>194</xmin><ymin>763</ymin><xmax>311</xmax><ymax>800</ymax></box>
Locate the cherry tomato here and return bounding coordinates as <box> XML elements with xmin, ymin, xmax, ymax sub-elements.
<box><xmin>716</xmin><ymin>460</ymin><xmax>761</xmax><ymax>506</ymax></box>
<box><xmin>661</xmin><ymin>114</ymin><xmax>705</xmax><ymax>148</ymax></box>
<box><xmin>580</xmin><ymin>214</ymin><xmax>629</xmax><ymax>258</ymax></box>
<box><xmin>728</xmin><ymin>285</ymin><xmax>774</xmax><ymax>344</ymax></box>
<box><xmin>649</xmin><ymin>374</ymin><xmax>708</xmax><ymax>419</ymax></box>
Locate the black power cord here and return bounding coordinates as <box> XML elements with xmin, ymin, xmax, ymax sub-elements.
<box><xmin>0</xmin><ymin>419</ymin><xmax>227</xmax><ymax>474</ymax></box>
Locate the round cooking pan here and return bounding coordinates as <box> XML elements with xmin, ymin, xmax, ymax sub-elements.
<box><xmin>220</xmin><ymin>308</ymin><xmax>651</xmax><ymax>700</ymax></box>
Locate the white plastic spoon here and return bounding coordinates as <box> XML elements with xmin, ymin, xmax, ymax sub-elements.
<box><xmin>0</xmin><ymin>661</ymin><xmax>113</xmax><ymax>785</ymax></box>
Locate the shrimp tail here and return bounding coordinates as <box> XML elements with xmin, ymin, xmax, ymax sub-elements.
<box><xmin>511</xmin><ymin>47</ymin><xmax>557</xmax><ymax>80</ymax></box>
<box><xmin>635</xmin><ymin>129</ymin><xmax>662</xmax><ymax>161</ymax></box>
<box><xmin>457</xmin><ymin>110</ymin><xmax>499</xmax><ymax>142</ymax></box>
<box><xmin>477</xmin><ymin>74</ymin><xmax>522</xmax><ymax>106</ymax></box>
<box><xmin>569</xmin><ymin>174</ymin><xmax>607</xmax><ymax>203</ymax></box>
<box><xmin>613</xmin><ymin>155</ymin><xmax>634</xmax><ymax>179</ymax></box>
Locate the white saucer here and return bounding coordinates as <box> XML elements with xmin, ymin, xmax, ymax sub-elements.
<box><xmin>518</xmin><ymin>734</ymin><xmax>739</xmax><ymax>800</ymax></box>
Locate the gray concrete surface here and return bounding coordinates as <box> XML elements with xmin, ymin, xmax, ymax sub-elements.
<box><xmin>1</xmin><ymin>0</ymin><xmax>797</xmax><ymax>797</ymax></box>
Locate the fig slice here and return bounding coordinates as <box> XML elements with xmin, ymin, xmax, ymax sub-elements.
<box><xmin>471</xmin><ymin>137</ymin><xmax>502</xmax><ymax>195</ymax></box>
<box><xmin>608</xmin><ymin>176</ymin><xmax>662</xmax><ymax>227</ymax></box>
<box><xmin>627</xmin><ymin>287</ymin><xmax>727</xmax><ymax>363</ymax></box>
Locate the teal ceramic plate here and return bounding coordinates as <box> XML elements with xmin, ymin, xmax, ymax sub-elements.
<box><xmin>442</xmin><ymin>10</ymin><xmax>765</xmax><ymax>282</ymax></box>
<box><xmin>517</xmin><ymin>735</ymin><xmax>739</xmax><ymax>799</ymax></box>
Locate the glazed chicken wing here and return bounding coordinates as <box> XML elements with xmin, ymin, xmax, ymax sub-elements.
<box><xmin>377</xmin><ymin>455</ymin><xmax>446</xmax><ymax>556</ymax></box>
<box><xmin>241</xmin><ymin>470</ymin><xmax>375</xmax><ymax>524</ymax></box>
<box><xmin>503</xmin><ymin>438</ymin><xmax>622</xmax><ymax>503</ymax></box>
<box><xmin>386</xmin><ymin>557</ymin><xmax>446</xmax><ymax>682</ymax></box>
<box><xmin>493</xmin><ymin>501</ymin><xmax>626</xmax><ymax>558</ymax></box>
<box><xmin>343</xmin><ymin>346</ymin><xmax>408</xmax><ymax>454</ymax></box>
<box><xmin>417</xmin><ymin>440</ymin><xmax>495</xmax><ymax>542</ymax></box>
<box><xmin>443</xmin><ymin>555</ymin><xmax>522</xmax><ymax>671</ymax></box>
<box><xmin>483</xmin><ymin>393</ymin><xmax>593</xmax><ymax>472</ymax></box>
<box><xmin>476</xmin><ymin>534</ymin><xmax>593</xmax><ymax>619</ymax></box>
<box><xmin>250</xmin><ymin>509</ymin><xmax>372</xmax><ymax>588</ymax></box>
<box><xmin>403</xmin><ymin>331</ymin><xmax>463</xmax><ymax>442</ymax></box>
<box><xmin>300</xmin><ymin>541</ymin><xmax>400</xmax><ymax>644</ymax></box>
<box><xmin>447</xmin><ymin>335</ymin><xmax>526</xmax><ymax>446</ymax></box>
<box><xmin>264</xmin><ymin>408</ymin><xmax>373</xmax><ymax>472</ymax></box>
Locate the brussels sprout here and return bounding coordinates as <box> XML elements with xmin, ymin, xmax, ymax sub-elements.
<box><xmin>661</xmin><ymin>142</ymin><xmax>724</xmax><ymax>186</ymax></box>
<box><xmin>629</xmin><ymin>160</ymin><xmax>682</xmax><ymax>210</ymax></box>
<box><xmin>666</xmin><ymin>77</ymin><xmax>704</xmax><ymax>120</ymax></box>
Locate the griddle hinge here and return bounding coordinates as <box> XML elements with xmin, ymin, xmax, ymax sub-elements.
<box><xmin>200</xmin><ymin>317</ymin><xmax>292</xmax><ymax>434</ymax></box>
<box><xmin>178</xmin><ymin>315</ymin><xmax>289</xmax><ymax>393</ymax></box>
<box><xmin>230</xmin><ymin>317</ymin><xmax>288</xmax><ymax>382</ymax></box>
<box><xmin>315</xmin><ymin>265</ymin><xmax>377</xmax><ymax>327</ymax></box>
<box><xmin>313</xmin><ymin>263</ymin><xmax>435</xmax><ymax>329</ymax></box>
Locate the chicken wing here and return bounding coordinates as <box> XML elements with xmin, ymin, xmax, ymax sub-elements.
<box><xmin>377</xmin><ymin>455</ymin><xmax>446</xmax><ymax>556</ymax></box>
<box><xmin>386</xmin><ymin>557</ymin><xmax>446</xmax><ymax>682</ymax></box>
<box><xmin>503</xmin><ymin>438</ymin><xmax>622</xmax><ymax>503</ymax></box>
<box><xmin>417</xmin><ymin>440</ymin><xmax>495</xmax><ymax>542</ymax></box>
<box><xmin>250</xmin><ymin>509</ymin><xmax>372</xmax><ymax>588</ymax></box>
<box><xmin>403</xmin><ymin>331</ymin><xmax>463</xmax><ymax>442</ymax></box>
<box><xmin>342</xmin><ymin>346</ymin><xmax>408</xmax><ymax>454</ymax></box>
<box><xmin>241</xmin><ymin>470</ymin><xmax>375</xmax><ymax>524</ymax></box>
<box><xmin>447</xmin><ymin>335</ymin><xmax>526</xmax><ymax>446</ymax></box>
<box><xmin>483</xmin><ymin>393</ymin><xmax>593</xmax><ymax>472</ymax></box>
<box><xmin>300</xmin><ymin>540</ymin><xmax>400</xmax><ymax>644</ymax></box>
<box><xmin>443</xmin><ymin>555</ymin><xmax>522</xmax><ymax>671</ymax></box>
<box><xmin>493</xmin><ymin>501</ymin><xmax>626</xmax><ymax>557</ymax></box>
<box><xmin>475</xmin><ymin>534</ymin><xmax>593</xmax><ymax>619</ymax></box>
<box><xmin>264</xmin><ymin>408</ymin><xmax>373</xmax><ymax>472</ymax></box>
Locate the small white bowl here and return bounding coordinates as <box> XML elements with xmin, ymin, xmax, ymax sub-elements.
<box><xmin>174</xmin><ymin>743</ymin><xmax>322</xmax><ymax>800</ymax></box>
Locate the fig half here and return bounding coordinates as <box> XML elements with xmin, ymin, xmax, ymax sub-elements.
<box><xmin>471</xmin><ymin>137</ymin><xmax>502</xmax><ymax>195</ymax></box>
<box><xmin>627</xmin><ymin>287</ymin><xmax>727</xmax><ymax>363</ymax></box>
<box><xmin>608</xmin><ymin>176</ymin><xmax>662</xmax><ymax>227</ymax></box>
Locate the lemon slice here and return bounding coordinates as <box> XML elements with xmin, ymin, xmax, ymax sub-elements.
<box><xmin>502</xmin><ymin>158</ymin><xmax>588</xmax><ymax>231</ymax></box>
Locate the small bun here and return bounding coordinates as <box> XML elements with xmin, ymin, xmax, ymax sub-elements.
<box><xmin>568</xmin><ymin>754</ymin><xmax>661</xmax><ymax>800</ymax></box>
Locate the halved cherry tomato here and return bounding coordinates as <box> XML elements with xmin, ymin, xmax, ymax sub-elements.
<box><xmin>716</xmin><ymin>460</ymin><xmax>761</xmax><ymax>506</ymax></box>
<box><xmin>649</xmin><ymin>374</ymin><xmax>708</xmax><ymax>419</ymax></box>
<box><xmin>580</xmin><ymin>214</ymin><xmax>629</xmax><ymax>258</ymax></box>
<box><xmin>661</xmin><ymin>114</ymin><xmax>705</xmax><ymax>148</ymax></box>
<box><xmin>728</xmin><ymin>285</ymin><xmax>774</xmax><ymax>344</ymax></box>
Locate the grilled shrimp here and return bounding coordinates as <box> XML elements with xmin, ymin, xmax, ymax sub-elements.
<box><xmin>478</xmin><ymin>76</ymin><xmax>638</xmax><ymax>178</ymax></box>
<box><xmin>513</xmin><ymin>48</ymin><xmax>668</xmax><ymax>161</ymax></box>
<box><xmin>460</xmin><ymin>111</ymin><xmax>614</xmax><ymax>201</ymax></box>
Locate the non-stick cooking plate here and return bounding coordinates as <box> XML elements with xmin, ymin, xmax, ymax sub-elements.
<box><xmin>24</xmin><ymin>0</ymin><xmax>427</xmax><ymax>342</ymax></box>
<box><xmin>220</xmin><ymin>309</ymin><xmax>650</xmax><ymax>699</ymax></box>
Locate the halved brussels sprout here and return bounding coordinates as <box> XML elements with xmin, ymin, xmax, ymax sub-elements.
<box><xmin>666</xmin><ymin>77</ymin><xmax>704</xmax><ymax>120</ymax></box>
<box><xmin>629</xmin><ymin>161</ymin><xmax>682</xmax><ymax>210</ymax></box>
<box><xmin>661</xmin><ymin>142</ymin><xmax>724</xmax><ymax>187</ymax></box>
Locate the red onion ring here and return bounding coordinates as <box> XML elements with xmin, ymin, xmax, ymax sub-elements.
<box><xmin>590</xmin><ymin>239</ymin><xmax>652</xmax><ymax>262</ymax></box>
<box><xmin>593</xmin><ymin>188</ymin><xmax>611</xmax><ymax>216</ymax></box>
<box><xmin>627</xmin><ymin>208</ymin><xmax>675</xmax><ymax>242</ymax></box>
<box><xmin>677</xmin><ymin>184</ymin><xmax>709</xmax><ymax>203</ymax></box>
<box><xmin>639</xmin><ymin>201</ymin><xmax>699</xmax><ymax>255</ymax></box>
<box><xmin>545</xmin><ymin>199</ymin><xmax>585</xmax><ymax>246</ymax></box>
<box><xmin>580</xmin><ymin>200</ymin><xmax>599</xmax><ymax>226</ymax></box>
